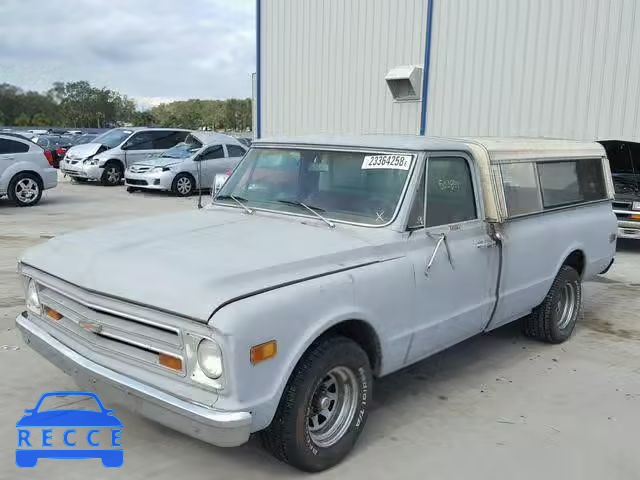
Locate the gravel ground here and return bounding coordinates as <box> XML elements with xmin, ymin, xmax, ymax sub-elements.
<box><xmin>1</xmin><ymin>176</ymin><xmax>639</xmax><ymax>479</ymax></box>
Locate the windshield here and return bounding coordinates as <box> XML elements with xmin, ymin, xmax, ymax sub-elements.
<box><xmin>215</xmin><ymin>148</ymin><xmax>415</xmax><ymax>225</ymax></box>
<box><xmin>92</xmin><ymin>128</ymin><xmax>133</xmax><ymax>149</ymax></box>
<box><xmin>161</xmin><ymin>136</ymin><xmax>203</xmax><ymax>158</ymax></box>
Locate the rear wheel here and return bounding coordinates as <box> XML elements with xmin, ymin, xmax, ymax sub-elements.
<box><xmin>171</xmin><ymin>173</ymin><xmax>195</xmax><ymax>196</ymax></box>
<box><xmin>8</xmin><ymin>173</ymin><xmax>42</xmax><ymax>207</ymax></box>
<box><xmin>101</xmin><ymin>162</ymin><xmax>123</xmax><ymax>186</ymax></box>
<box><xmin>523</xmin><ymin>265</ymin><xmax>582</xmax><ymax>343</ymax></box>
<box><xmin>261</xmin><ymin>336</ymin><xmax>372</xmax><ymax>472</ymax></box>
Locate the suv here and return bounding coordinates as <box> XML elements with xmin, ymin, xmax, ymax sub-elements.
<box><xmin>0</xmin><ymin>134</ymin><xmax>58</xmax><ymax>206</ymax></box>
<box><xmin>16</xmin><ymin>136</ymin><xmax>616</xmax><ymax>471</ymax></box>
<box><xmin>60</xmin><ymin>128</ymin><xmax>190</xmax><ymax>186</ymax></box>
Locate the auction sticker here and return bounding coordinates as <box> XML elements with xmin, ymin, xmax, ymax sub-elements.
<box><xmin>361</xmin><ymin>154</ymin><xmax>413</xmax><ymax>170</ymax></box>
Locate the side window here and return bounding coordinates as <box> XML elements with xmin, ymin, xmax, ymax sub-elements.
<box><xmin>226</xmin><ymin>145</ymin><xmax>247</xmax><ymax>157</ymax></box>
<box><xmin>537</xmin><ymin>159</ymin><xmax>607</xmax><ymax>208</ymax></box>
<box><xmin>407</xmin><ymin>169</ymin><xmax>425</xmax><ymax>228</ymax></box>
<box><xmin>153</xmin><ymin>131</ymin><xmax>187</xmax><ymax>149</ymax></box>
<box><xmin>501</xmin><ymin>162</ymin><xmax>543</xmax><ymax>216</ymax></box>
<box><xmin>425</xmin><ymin>157</ymin><xmax>477</xmax><ymax>227</ymax></box>
<box><xmin>200</xmin><ymin>145</ymin><xmax>225</xmax><ymax>160</ymax></box>
<box><xmin>0</xmin><ymin>138</ymin><xmax>29</xmax><ymax>154</ymax></box>
<box><xmin>125</xmin><ymin>132</ymin><xmax>154</xmax><ymax>150</ymax></box>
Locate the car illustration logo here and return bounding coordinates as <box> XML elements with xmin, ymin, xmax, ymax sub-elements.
<box><xmin>16</xmin><ymin>391</ymin><xmax>123</xmax><ymax>468</ymax></box>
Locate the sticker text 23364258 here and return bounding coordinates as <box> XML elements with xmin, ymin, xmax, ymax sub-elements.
<box><xmin>361</xmin><ymin>154</ymin><xmax>413</xmax><ymax>170</ymax></box>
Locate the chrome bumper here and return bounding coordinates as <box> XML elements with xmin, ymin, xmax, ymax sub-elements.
<box><xmin>16</xmin><ymin>312</ymin><xmax>252</xmax><ymax>447</ymax></box>
<box><xmin>617</xmin><ymin>220</ymin><xmax>640</xmax><ymax>240</ymax></box>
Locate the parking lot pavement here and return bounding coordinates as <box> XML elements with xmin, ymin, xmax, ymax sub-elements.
<box><xmin>1</xmin><ymin>179</ymin><xmax>639</xmax><ymax>479</ymax></box>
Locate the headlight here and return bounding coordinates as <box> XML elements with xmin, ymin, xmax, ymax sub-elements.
<box><xmin>151</xmin><ymin>166</ymin><xmax>168</xmax><ymax>173</ymax></box>
<box><xmin>84</xmin><ymin>158</ymin><xmax>99</xmax><ymax>165</ymax></box>
<box><xmin>197</xmin><ymin>339</ymin><xmax>223</xmax><ymax>379</ymax></box>
<box><xmin>25</xmin><ymin>279</ymin><xmax>41</xmax><ymax>315</ymax></box>
<box><xmin>633</xmin><ymin>201</ymin><xmax>640</xmax><ymax>211</ymax></box>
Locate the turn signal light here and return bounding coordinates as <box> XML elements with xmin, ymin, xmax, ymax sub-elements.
<box><xmin>158</xmin><ymin>354</ymin><xmax>183</xmax><ymax>371</ymax></box>
<box><xmin>250</xmin><ymin>340</ymin><xmax>277</xmax><ymax>365</ymax></box>
<box><xmin>45</xmin><ymin>307</ymin><xmax>63</xmax><ymax>321</ymax></box>
<box><xmin>630</xmin><ymin>214</ymin><xmax>640</xmax><ymax>220</ymax></box>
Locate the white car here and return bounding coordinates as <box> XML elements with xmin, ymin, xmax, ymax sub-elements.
<box><xmin>0</xmin><ymin>134</ymin><xmax>58</xmax><ymax>206</ymax></box>
<box><xmin>124</xmin><ymin>132</ymin><xmax>247</xmax><ymax>196</ymax></box>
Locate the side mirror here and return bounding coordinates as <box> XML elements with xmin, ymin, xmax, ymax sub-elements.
<box><xmin>213</xmin><ymin>173</ymin><xmax>230</xmax><ymax>196</ymax></box>
<box><xmin>120</xmin><ymin>142</ymin><xmax>130</xmax><ymax>150</ymax></box>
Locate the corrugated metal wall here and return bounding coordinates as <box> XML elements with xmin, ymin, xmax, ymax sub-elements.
<box><xmin>426</xmin><ymin>0</ymin><xmax>640</xmax><ymax>142</ymax></box>
<box><xmin>259</xmin><ymin>0</ymin><xmax>428</xmax><ymax>137</ymax></box>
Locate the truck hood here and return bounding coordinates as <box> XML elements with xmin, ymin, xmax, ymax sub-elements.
<box><xmin>65</xmin><ymin>142</ymin><xmax>105</xmax><ymax>160</ymax></box>
<box><xmin>20</xmin><ymin>209</ymin><xmax>388</xmax><ymax>322</ymax></box>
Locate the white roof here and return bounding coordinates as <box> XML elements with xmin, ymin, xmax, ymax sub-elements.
<box><xmin>255</xmin><ymin>135</ymin><xmax>605</xmax><ymax>162</ymax></box>
<box><xmin>189</xmin><ymin>131</ymin><xmax>243</xmax><ymax>146</ymax></box>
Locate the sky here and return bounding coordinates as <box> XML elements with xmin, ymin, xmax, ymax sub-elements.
<box><xmin>0</xmin><ymin>0</ymin><xmax>256</xmax><ymax>109</ymax></box>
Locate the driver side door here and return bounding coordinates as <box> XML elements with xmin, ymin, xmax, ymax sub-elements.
<box><xmin>405</xmin><ymin>153</ymin><xmax>499</xmax><ymax>363</ymax></box>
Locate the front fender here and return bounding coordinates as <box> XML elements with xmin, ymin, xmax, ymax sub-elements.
<box><xmin>208</xmin><ymin>257</ymin><xmax>414</xmax><ymax>432</ymax></box>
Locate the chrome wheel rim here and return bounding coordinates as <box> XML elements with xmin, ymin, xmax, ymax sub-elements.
<box><xmin>176</xmin><ymin>177</ymin><xmax>192</xmax><ymax>195</ymax></box>
<box><xmin>307</xmin><ymin>366</ymin><xmax>359</xmax><ymax>448</ymax></box>
<box><xmin>556</xmin><ymin>282</ymin><xmax>577</xmax><ymax>329</ymax></box>
<box><xmin>15</xmin><ymin>178</ymin><xmax>39</xmax><ymax>203</ymax></box>
<box><xmin>106</xmin><ymin>167</ymin><xmax>120</xmax><ymax>184</ymax></box>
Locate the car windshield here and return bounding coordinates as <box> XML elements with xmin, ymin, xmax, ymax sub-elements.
<box><xmin>215</xmin><ymin>148</ymin><xmax>415</xmax><ymax>225</ymax></box>
<box><xmin>72</xmin><ymin>134</ymin><xmax>97</xmax><ymax>145</ymax></box>
<box><xmin>161</xmin><ymin>137</ymin><xmax>202</xmax><ymax>159</ymax></box>
<box><xmin>92</xmin><ymin>128</ymin><xmax>133</xmax><ymax>149</ymax></box>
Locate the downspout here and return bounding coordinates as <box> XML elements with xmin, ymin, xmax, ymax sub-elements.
<box><xmin>419</xmin><ymin>0</ymin><xmax>435</xmax><ymax>135</ymax></box>
<box><xmin>256</xmin><ymin>0</ymin><xmax>262</xmax><ymax>138</ymax></box>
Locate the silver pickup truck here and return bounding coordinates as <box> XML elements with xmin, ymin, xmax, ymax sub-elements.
<box><xmin>16</xmin><ymin>135</ymin><xmax>617</xmax><ymax>471</ymax></box>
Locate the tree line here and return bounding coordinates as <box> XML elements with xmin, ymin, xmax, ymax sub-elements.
<box><xmin>0</xmin><ymin>81</ymin><xmax>252</xmax><ymax>131</ymax></box>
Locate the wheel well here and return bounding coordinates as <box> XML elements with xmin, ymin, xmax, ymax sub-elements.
<box><xmin>11</xmin><ymin>171</ymin><xmax>43</xmax><ymax>188</ymax></box>
<box><xmin>563</xmin><ymin>250</ymin><xmax>585</xmax><ymax>277</ymax></box>
<box><xmin>174</xmin><ymin>172</ymin><xmax>197</xmax><ymax>186</ymax></box>
<box><xmin>318</xmin><ymin>320</ymin><xmax>382</xmax><ymax>376</ymax></box>
<box><xmin>104</xmin><ymin>159</ymin><xmax>124</xmax><ymax>170</ymax></box>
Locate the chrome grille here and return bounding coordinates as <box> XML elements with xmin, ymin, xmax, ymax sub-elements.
<box><xmin>37</xmin><ymin>284</ymin><xmax>185</xmax><ymax>375</ymax></box>
<box><xmin>129</xmin><ymin>165</ymin><xmax>153</xmax><ymax>173</ymax></box>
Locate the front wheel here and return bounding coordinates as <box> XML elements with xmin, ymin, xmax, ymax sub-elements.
<box><xmin>261</xmin><ymin>336</ymin><xmax>372</xmax><ymax>472</ymax></box>
<box><xmin>171</xmin><ymin>173</ymin><xmax>195</xmax><ymax>197</ymax></box>
<box><xmin>101</xmin><ymin>162</ymin><xmax>123</xmax><ymax>186</ymax></box>
<box><xmin>523</xmin><ymin>265</ymin><xmax>582</xmax><ymax>343</ymax></box>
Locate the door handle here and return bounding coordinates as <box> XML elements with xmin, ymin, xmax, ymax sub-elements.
<box><xmin>425</xmin><ymin>233</ymin><xmax>454</xmax><ymax>276</ymax></box>
<box><xmin>475</xmin><ymin>239</ymin><xmax>496</xmax><ymax>248</ymax></box>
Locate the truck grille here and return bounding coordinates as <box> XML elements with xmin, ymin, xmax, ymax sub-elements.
<box><xmin>37</xmin><ymin>283</ymin><xmax>185</xmax><ymax>375</ymax></box>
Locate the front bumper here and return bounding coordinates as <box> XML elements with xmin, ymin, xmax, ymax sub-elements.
<box><xmin>60</xmin><ymin>160</ymin><xmax>102</xmax><ymax>180</ymax></box>
<box><xmin>617</xmin><ymin>220</ymin><xmax>640</xmax><ymax>240</ymax></box>
<box><xmin>125</xmin><ymin>170</ymin><xmax>174</xmax><ymax>191</ymax></box>
<box><xmin>16</xmin><ymin>312</ymin><xmax>252</xmax><ymax>447</ymax></box>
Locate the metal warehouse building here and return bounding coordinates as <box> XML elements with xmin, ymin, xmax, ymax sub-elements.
<box><xmin>255</xmin><ymin>0</ymin><xmax>640</xmax><ymax>143</ymax></box>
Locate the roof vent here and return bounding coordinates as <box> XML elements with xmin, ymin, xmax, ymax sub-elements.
<box><xmin>385</xmin><ymin>65</ymin><xmax>423</xmax><ymax>102</ymax></box>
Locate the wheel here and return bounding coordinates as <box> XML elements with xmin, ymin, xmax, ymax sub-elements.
<box><xmin>171</xmin><ymin>173</ymin><xmax>195</xmax><ymax>197</ymax></box>
<box><xmin>261</xmin><ymin>336</ymin><xmax>372</xmax><ymax>472</ymax></box>
<box><xmin>523</xmin><ymin>265</ymin><xmax>582</xmax><ymax>343</ymax></box>
<box><xmin>101</xmin><ymin>162</ymin><xmax>123</xmax><ymax>186</ymax></box>
<box><xmin>126</xmin><ymin>186</ymin><xmax>138</xmax><ymax>193</ymax></box>
<box><xmin>8</xmin><ymin>173</ymin><xmax>42</xmax><ymax>207</ymax></box>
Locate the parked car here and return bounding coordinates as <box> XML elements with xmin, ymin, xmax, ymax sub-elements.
<box><xmin>600</xmin><ymin>140</ymin><xmax>640</xmax><ymax>240</ymax></box>
<box><xmin>60</xmin><ymin>127</ymin><xmax>190</xmax><ymax>186</ymax></box>
<box><xmin>15</xmin><ymin>136</ymin><xmax>616</xmax><ymax>471</ymax></box>
<box><xmin>31</xmin><ymin>135</ymin><xmax>76</xmax><ymax>169</ymax></box>
<box><xmin>0</xmin><ymin>133</ymin><xmax>57</xmax><ymax>206</ymax></box>
<box><xmin>124</xmin><ymin>132</ymin><xmax>247</xmax><ymax>196</ymax></box>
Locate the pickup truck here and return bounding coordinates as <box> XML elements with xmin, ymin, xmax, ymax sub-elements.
<box><xmin>16</xmin><ymin>135</ymin><xmax>617</xmax><ymax>472</ymax></box>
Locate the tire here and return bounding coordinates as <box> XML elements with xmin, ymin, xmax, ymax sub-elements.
<box><xmin>8</xmin><ymin>172</ymin><xmax>43</xmax><ymax>207</ymax></box>
<box><xmin>100</xmin><ymin>161</ymin><xmax>123</xmax><ymax>186</ymax></box>
<box><xmin>171</xmin><ymin>173</ymin><xmax>195</xmax><ymax>197</ymax></box>
<box><xmin>523</xmin><ymin>265</ymin><xmax>582</xmax><ymax>343</ymax></box>
<box><xmin>261</xmin><ymin>336</ymin><xmax>372</xmax><ymax>472</ymax></box>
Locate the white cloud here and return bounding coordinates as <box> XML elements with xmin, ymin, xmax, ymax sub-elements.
<box><xmin>0</xmin><ymin>0</ymin><xmax>256</xmax><ymax>102</ymax></box>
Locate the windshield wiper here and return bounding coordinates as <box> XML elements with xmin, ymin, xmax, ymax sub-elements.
<box><xmin>277</xmin><ymin>199</ymin><xmax>335</xmax><ymax>228</ymax></box>
<box><xmin>215</xmin><ymin>194</ymin><xmax>254</xmax><ymax>214</ymax></box>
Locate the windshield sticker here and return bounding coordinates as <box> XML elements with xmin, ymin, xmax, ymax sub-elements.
<box><xmin>362</xmin><ymin>155</ymin><xmax>413</xmax><ymax>170</ymax></box>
